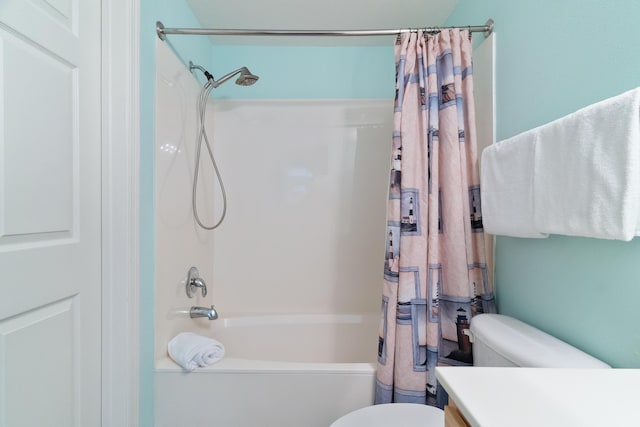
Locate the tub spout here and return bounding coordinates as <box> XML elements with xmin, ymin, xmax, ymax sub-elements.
<box><xmin>190</xmin><ymin>305</ymin><xmax>218</xmax><ymax>320</ymax></box>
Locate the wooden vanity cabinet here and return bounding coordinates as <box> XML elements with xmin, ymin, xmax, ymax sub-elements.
<box><xmin>444</xmin><ymin>400</ymin><xmax>471</xmax><ymax>427</ymax></box>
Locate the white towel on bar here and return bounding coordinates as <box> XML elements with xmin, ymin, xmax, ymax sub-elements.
<box><xmin>481</xmin><ymin>131</ymin><xmax>548</xmax><ymax>238</ymax></box>
<box><xmin>533</xmin><ymin>87</ymin><xmax>640</xmax><ymax>241</ymax></box>
<box><xmin>168</xmin><ymin>332</ymin><xmax>225</xmax><ymax>371</ymax></box>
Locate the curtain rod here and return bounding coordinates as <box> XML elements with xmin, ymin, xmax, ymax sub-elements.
<box><xmin>156</xmin><ymin>19</ymin><xmax>494</xmax><ymax>41</ymax></box>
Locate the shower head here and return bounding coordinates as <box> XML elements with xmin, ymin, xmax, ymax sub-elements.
<box><xmin>210</xmin><ymin>66</ymin><xmax>259</xmax><ymax>88</ymax></box>
<box><xmin>234</xmin><ymin>67</ymin><xmax>260</xmax><ymax>86</ymax></box>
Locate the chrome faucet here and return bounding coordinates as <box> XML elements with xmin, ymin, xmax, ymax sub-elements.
<box><xmin>189</xmin><ymin>277</ymin><xmax>208</xmax><ymax>297</ymax></box>
<box><xmin>190</xmin><ymin>305</ymin><xmax>218</xmax><ymax>320</ymax></box>
<box><xmin>186</xmin><ymin>267</ymin><xmax>208</xmax><ymax>298</ymax></box>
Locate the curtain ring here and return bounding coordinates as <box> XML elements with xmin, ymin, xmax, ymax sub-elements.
<box><xmin>424</xmin><ymin>26</ymin><xmax>441</xmax><ymax>35</ymax></box>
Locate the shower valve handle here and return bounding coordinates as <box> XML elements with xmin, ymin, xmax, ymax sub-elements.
<box><xmin>186</xmin><ymin>266</ymin><xmax>207</xmax><ymax>298</ymax></box>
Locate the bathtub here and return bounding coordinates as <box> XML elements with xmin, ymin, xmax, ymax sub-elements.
<box><xmin>154</xmin><ymin>313</ymin><xmax>379</xmax><ymax>427</ymax></box>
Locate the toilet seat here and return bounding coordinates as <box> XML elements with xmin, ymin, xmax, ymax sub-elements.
<box><xmin>330</xmin><ymin>403</ymin><xmax>444</xmax><ymax>427</ymax></box>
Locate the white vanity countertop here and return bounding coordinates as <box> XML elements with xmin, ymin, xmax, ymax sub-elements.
<box><xmin>435</xmin><ymin>367</ymin><xmax>640</xmax><ymax>427</ymax></box>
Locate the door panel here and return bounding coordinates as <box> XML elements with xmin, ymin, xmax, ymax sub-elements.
<box><xmin>0</xmin><ymin>0</ymin><xmax>101</xmax><ymax>425</ymax></box>
<box><xmin>0</xmin><ymin>298</ymin><xmax>76</xmax><ymax>426</ymax></box>
<box><xmin>2</xmin><ymin>30</ymin><xmax>75</xmax><ymax>238</ymax></box>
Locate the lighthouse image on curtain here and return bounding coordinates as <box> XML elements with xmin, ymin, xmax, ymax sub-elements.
<box><xmin>390</xmin><ymin>145</ymin><xmax>402</xmax><ymax>194</ymax></box>
<box><xmin>400</xmin><ymin>191</ymin><xmax>419</xmax><ymax>233</ymax></box>
<box><xmin>384</xmin><ymin>226</ymin><xmax>400</xmax><ymax>281</ymax></box>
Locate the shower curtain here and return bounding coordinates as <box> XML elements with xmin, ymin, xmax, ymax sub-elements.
<box><xmin>376</xmin><ymin>29</ymin><xmax>495</xmax><ymax>408</ymax></box>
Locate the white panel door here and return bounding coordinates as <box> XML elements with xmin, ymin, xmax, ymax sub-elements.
<box><xmin>0</xmin><ymin>0</ymin><xmax>102</xmax><ymax>426</ymax></box>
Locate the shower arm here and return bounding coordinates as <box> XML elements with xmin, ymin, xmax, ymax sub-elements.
<box><xmin>189</xmin><ymin>61</ymin><xmax>214</xmax><ymax>82</ymax></box>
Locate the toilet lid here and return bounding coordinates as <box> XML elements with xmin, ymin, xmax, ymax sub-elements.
<box><xmin>330</xmin><ymin>403</ymin><xmax>444</xmax><ymax>427</ymax></box>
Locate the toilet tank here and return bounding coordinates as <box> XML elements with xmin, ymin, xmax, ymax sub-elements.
<box><xmin>469</xmin><ymin>314</ymin><xmax>610</xmax><ymax>368</ymax></box>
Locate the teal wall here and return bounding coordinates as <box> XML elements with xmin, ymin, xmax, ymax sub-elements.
<box><xmin>447</xmin><ymin>1</ymin><xmax>640</xmax><ymax>367</ymax></box>
<box><xmin>140</xmin><ymin>1</ymin><xmax>212</xmax><ymax>426</ymax></box>
<box><xmin>208</xmin><ymin>44</ymin><xmax>394</xmax><ymax>99</ymax></box>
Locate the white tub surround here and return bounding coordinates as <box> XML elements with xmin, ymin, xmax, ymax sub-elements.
<box><xmin>436</xmin><ymin>367</ymin><xmax>640</xmax><ymax>426</ymax></box>
<box><xmin>154</xmin><ymin>40</ymin><xmax>217</xmax><ymax>361</ymax></box>
<box><xmin>155</xmin><ymin>40</ymin><xmax>392</xmax><ymax>355</ymax></box>
<box><xmin>209</xmin><ymin>313</ymin><xmax>378</xmax><ymax>362</ymax></box>
<box><xmin>210</xmin><ymin>99</ymin><xmax>392</xmax><ymax>316</ymax></box>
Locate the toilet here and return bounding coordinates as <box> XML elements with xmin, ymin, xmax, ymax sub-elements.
<box><xmin>330</xmin><ymin>313</ymin><xmax>610</xmax><ymax>426</ymax></box>
<box><xmin>330</xmin><ymin>403</ymin><xmax>444</xmax><ymax>427</ymax></box>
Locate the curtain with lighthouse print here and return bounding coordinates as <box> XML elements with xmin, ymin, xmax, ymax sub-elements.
<box><xmin>376</xmin><ymin>29</ymin><xmax>495</xmax><ymax>408</ymax></box>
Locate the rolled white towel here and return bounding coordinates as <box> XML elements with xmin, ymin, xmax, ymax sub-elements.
<box><xmin>168</xmin><ymin>332</ymin><xmax>225</xmax><ymax>371</ymax></box>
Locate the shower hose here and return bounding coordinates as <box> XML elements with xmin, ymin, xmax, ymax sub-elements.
<box><xmin>192</xmin><ymin>79</ymin><xmax>227</xmax><ymax>230</ymax></box>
